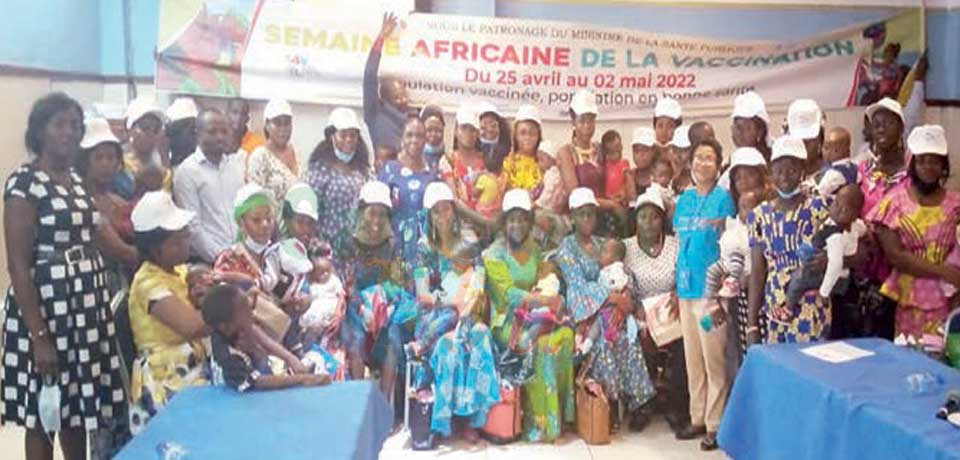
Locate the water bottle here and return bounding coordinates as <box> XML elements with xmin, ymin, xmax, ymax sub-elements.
<box><xmin>903</xmin><ymin>372</ymin><xmax>944</xmax><ymax>396</ymax></box>
<box><xmin>157</xmin><ymin>442</ymin><xmax>189</xmax><ymax>460</ymax></box>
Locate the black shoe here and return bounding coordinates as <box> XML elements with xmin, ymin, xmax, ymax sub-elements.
<box><xmin>675</xmin><ymin>424</ymin><xmax>706</xmax><ymax>440</ymax></box>
<box><xmin>700</xmin><ymin>431</ymin><xmax>719</xmax><ymax>451</ymax></box>
<box><xmin>629</xmin><ymin>410</ymin><xmax>651</xmax><ymax>432</ymax></box>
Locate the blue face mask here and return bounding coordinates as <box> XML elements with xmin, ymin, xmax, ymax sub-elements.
<box><xmin>775</xmin><ymin>186</ymin><xmax>802</xmax><ymax>199</ymax></box>
<box><xmin>423</xmin><ymin>143</ymin><xmax>443</xmax><ymax>156</ymax></box>
<box><xmin>334</xmin><ymin>147</ymin><xmax>355</xmax><ymax>164</ymax></box>
<box><xmin>480</xmin><ymin>137</ymin><xmax>498</xmax><ymax>146</ymax></box>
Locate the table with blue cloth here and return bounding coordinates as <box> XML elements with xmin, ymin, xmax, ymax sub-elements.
<box><xmin>116</xmin><ymin>381</ymin><xmax>393</xmax><ymax>460</ymax></box>
<box><xmin>719</xmin><ymin>338</ymin><xmax>960</xmax><ymax>460</ymax></box>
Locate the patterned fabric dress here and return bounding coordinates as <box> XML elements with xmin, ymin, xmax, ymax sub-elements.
<box><xmin>1</xmin><ymin>164</ymin><xmax>125</xmax><ymax>431</ymax></box>
<box><xmin>304</xmin><ymin>160</ymin><xmax>369</xmax><ymax>273</ymax></box>
<box><xmin>414</xmin><ymin>238</ymin><xmax>500</xmax><ymax>436</ymax></box>
<box><xmin>747</xmin><ymin>195</ymin><xmax>832</xmax><ymax>343</ymax></box>
<box><xmin>502</xmin><ymin>153</ymin><xmax>543</xmax><ymax>194</ymax></box>
<box><xmin>378</xmin><ymin>160</ymin><xmax>437</xmax><ymax>264</ymax></box>
<box><xmin>246</xmin><ymin>145</ymin><xmax>299</xmax><ymax>203</ymax></box>
<box><xmin>554</xmin><ymin>235</ymin><xmax>655</xmax><ymax>412</ymax></box>
<box><xmin>867</xmin><ymin>186</ymin><xmax>960</xmax><ymax>341</ymax></box>
<box><xmin>483</xmin><ymin>237</ymin><xmax>574</xmax><ymax>443</ymax></box>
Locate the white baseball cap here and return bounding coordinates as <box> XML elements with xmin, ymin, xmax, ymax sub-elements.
<box><xmin>501</xmin><ymin>188</ymin><xmax>532</xmax><ymax>213</ymax></box>
<box><xmin>514</xmin><ymin>104</ymin><xmax>541</xmax><ymax>126</ymax></box>
<box><xmin>328</xmin><ymin>107</ymin><xmax>361</xmax><ymax>131</ymax></box>
<box><xmin>631</xmin><ymin>187</ymin><xmax>665</xmax><ymax>211</ymax></box>
<box><xmin>132</xmin><ymin>191</ymin><xmax>195</xmax><ymax>233</ymax></box>
<box><xmin>264</xmin><ymin>98</ymin><xmax>293</xmax><ymax>122</ymax></box>
<box><xmin>731</xmin><ymin>91</ymin><xmax>769</xmax><ymax>124</ymax></box>
<box><xmin>787</xmin><ymin>99</ymin><xmax>823</xmax><ymax>140</ymax></box>
<box><xmin>669</xmin><ymin>125</ymin><xmax>691</xmax><ymax>148</ymax></box>
<box><xmin>907</xmin><ymin>125</ymin><xmax>948</xmax><ymax>156</ymax></box>
<box><xmin>865</xmin><ymin>97</ymin><xmax>906</xmax><ymax>126</ymax></box>
<box><xmin>166</xmin><ymin>97</ymin><xmax>198</xmax><ymax>123</ymax></box>
<box><xmin>476</xmin><ymin>101</ymin><xmax>500</xmax><ymax>118</ymax></box>
<box><xmin>283</xmin><ymin>182</ymin><xmax>319</xmax><ymax>221</ymax></box>
<box><xmin>570</xmin><ymin>90</ymin><xmax>599</xmax><ymax>116</ymax></box>
<box><xmin>456</xmin><ymin>104</ymin><xmax>480</xmax><ymax>129</ymax></box>
<box><xmin>125</xmin><ymin>97</ymin><xmax>165</xmax><ymax>130</ymax></box>
<box><xmin>539</xmin><ymin>140</ymin><xmax>557</xmax><ymax>159</ymax></box>
<box><xmin>277</xmin><ymin>239</ymin><xmax>314</xmax><ymax>275</ymax></box>
<box><xmin>92</xmin><ymin>102</ymin><xmax>125</xmax><ymax>121</ymax></box>
<box><xmin>729</xmin><ymin>147</ymin><xmax>768</xmax><ymax>170</ymax></box>
<box><xmin>632</xmin><ymin>127</ymin><xmax>656</xmax><ymax>147</ymax></box>
<box><xmin>80</xmin><ymin>118</ymin><xmax>120</xmax><ymax>150</ymax></box>
<box><xmin>568</xmin><ymin>187</ymin><xmax>598</xmax><ymax>210</ymax></box>
<box><xmin>771</xmin><ymin>136</ymin><xmax>808</xmax><ymax>162</ymax></box>
<box><xmin>423</xmin><ymin>182</ymin><xmax>455</xmax><ymax>210</ymax></box>
<box><xmin>359</xmin><ymin>181</ymin><xmax>392</xmax><ymax>209</ymax></box>
<box><xmin>654</xmin><ymin>97</ymin><xmax>682</xmax><ymax>120</ymax></box>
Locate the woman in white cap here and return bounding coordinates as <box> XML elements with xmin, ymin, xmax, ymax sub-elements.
<box><xmin>246</xmin><ymin>98</ymin><xmax>299</xmax><ymax>201</ymax></box>
<box><xmin>673</xmin><ymin>138</ymin><xmax>735</xmax><ymax>450</ymax></box>
<box><xmin>340</xmin><ymin>181</ymin><xmax>411</xmax><ymax>395</ymax></box>
<box><xmin>869</xmin><ymin>125</ymin><xmax>960</xmax><ymax>344</ymax></box>
<box><xmin>654</xmin><ymin>97</ymin><xmax>683</xmax><ymax>147</ymax></box>
<box><xmin>126</xmin><ymin>191</ymin><xmax>210</xmax><ymax>435</ymax></box>
<box><xmin>305</xmin><ymin>107</ymin><xmax>371</xmax><ymax>266</ymax></box>
<box><xmin>624</xmin><ymin>188</ymin><xmax>689</xmax><ymax>433</ymax></box>
<box><xmin>419</xmin><ymin>104</ymin><xmax>446</xmax><ymax>171</ymax></box>
<box><xmin>411</xmin><ymin>182</ymin><xmax>498</xmax><ymax>443</ymax></box>
<box><xmin>115</xmin><ymin>97</ymin><xmax>172</xmax><ymax>199</ymax></box>
<box><xmin>502</xmin><ymin>104</ymin><xmax>543</xmax><ymax>193</ymax></box>
<box><xmin>76</xmin><ymin>118</ymin><xmax>139</xmax><ymax>285</ymax></box>
<box><xmin>279</xmin><ymin>182</ymin><xmax>325</xmax><ymax>258</ymax></box>
<box><xmin>477</xmin><ymin>101</ymin><xmax>512</xmax><ymax>173</ymax></box>
<box><xmin>558</xmin><ymin>90</ymin><xmax>603</xmax><ymax>198</ymax></box>
<box><xmin>165</xmin><ymin>97</ymin><xmax>199</xmax><ymax>167</ymax></box>
<box><xmin>730</xmin><ymin>91</ymin><xmax>772</xmax><ymax>161</ymax></box>
<box><xmin>440</xmin><ymin>104</ymin><xmax>494</xmax><ymax>217</ymax></box>
<box><xmin>554</xmin><ymin>187</ymin><xmax>656</xmax><ymax>432</ymax></box>
<box><xmin>378</xmin><ymin>116</ymin><xmax>439</xmax><ymax>263</ymax></box>
<box><xmin>3</xmin><ymin>93</ymin><xmax>125</xmax><ymax>459</ymax></box>
<box><xmin>483</xmin><ymin>189</ymin><xmax>575</xmax><ymax>443</ymax></box>
<box><xmin>849</xmin><ymin>97</ymin><xmax>910</xmax><ymax>339</ymax></box>
<box><xmin>668</xmin><ymin>125</ymin><xmax>694</xmax><ymax>192</ymax></box>
<box><xmin>786</xmin><ymin>99</ymin><xmax>825</xmax><ymax>189</ymax></box>
<box><xmin>746</xmin><ymin>136</ymin><xmax>831</xmax><ymax>349</ymax></box>
<box><xmin>630</xmin><ymin>126</ymin><xmax>659</xmax><ymax>195</ymax></box>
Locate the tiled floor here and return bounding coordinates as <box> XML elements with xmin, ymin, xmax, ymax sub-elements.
<box><xmin>0</xmin><ymin>418</ymin><xmax>728</xmax><ymax>459</ymax></box>
<box><xmin>379</xmin><ymin>419</ymin><xmax>729</xmax><ymax>460</ymax></box>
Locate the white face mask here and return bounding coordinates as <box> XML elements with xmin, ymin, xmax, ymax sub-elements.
<box><xmin>244</xmin><ymin>235</ymin><xmax>270</xmax><ymax>255</ymax></box>
<box><xmin>38</xmin><ymin>377</ymin><xmax>61</xmax><ymax>433</ymax></box>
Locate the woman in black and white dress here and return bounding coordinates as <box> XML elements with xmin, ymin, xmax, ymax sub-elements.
<box><xmin>2</xmin><ymin>93</ymin><xmax>125</xmax><ymax>460</ymax></box>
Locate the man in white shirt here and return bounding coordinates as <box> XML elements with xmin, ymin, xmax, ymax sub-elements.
<box><xmin>173</xmin><ymin>108</ymin><xmax>245</xmax><ymax>264</ymax></box>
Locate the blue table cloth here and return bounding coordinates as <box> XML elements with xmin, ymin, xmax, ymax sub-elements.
<box><xmin>719</xmin><ymin>339</ymin><xmax>960</xmax><ymax>460</ymax></box>
<box><xmin>116</xmin><ymin>381</ymin><xmax>393</xmax><ymax>460</ymax></box>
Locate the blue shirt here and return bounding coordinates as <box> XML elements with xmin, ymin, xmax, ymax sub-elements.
<box><xmin>673</xmin><ymin>186</ymin><xmax>736</xmax><ymax>299</ymax></box>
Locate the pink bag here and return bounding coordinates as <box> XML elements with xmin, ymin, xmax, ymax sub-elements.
<box><xmin>482</xmin><ymin>383</ymin><xmax>522</xmax><ymax>444</ymax></box>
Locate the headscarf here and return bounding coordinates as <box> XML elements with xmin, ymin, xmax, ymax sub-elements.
<box><xmin>233</xmin><ymin>184</ymin><xmax>274</xmax><ymax>241</ymax></box>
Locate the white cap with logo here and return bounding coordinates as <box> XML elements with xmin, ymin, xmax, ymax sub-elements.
<box><xmin>328</xmin><ymin>107</ymin><xmax>361</xmax><ymax>131</ymax></box>
<box><xmin>787</xmin><ymin>99</ymin><xmax>823</xmax><ymax>140</ymax></box>
<box><xmin>865</xmin><ymin>97</ymin><xmax>906</xmax><ymax>125</ymax></box>
<box><xmin>132</xmin><ymin>191</ymin><xmax>195</xmax><ymax>233</ymax></box>
<box><xmin>264</xmin><ymin>98</ymin><xmax>293</xmax><ymax>121</ymax></box>
<box><xmin>501</xmin><ymin>189</ymin><xmax>532</xmax><ymax>213</ymax></box>
<box><xmin>359</xmin><ymin>181</ymin><xmax>393</xmax><ymax>209</ymax></box>
<box><xmin>729</xmin><ymin>147</ymin><xmax>768</xmax><ymax>170</ymax></box>
<box><xmin>907</xmin><ymin>125</ymin><xmax>948</xmax><ymax>156</ymax></box>
<box><xmin>568</xmin><ymin>187</ymin><xmax>598</xmax><ymax>210</ymax></box>
<box><xmin>423</xmin><ymin>182</ymin><xmax>455</xmax><ymax>210</ymax></box>
<box><xmin>570</xmin><ymin>90</ymin><xmax>599</xmax><ymax>116</ymax></box>
<box><xmin>631</xmin><ymin>187</ymin><xmax>665</xmax><ymax>211</ymax></box>
<box><xmin>731</xmin><ymin>91</ymin><xmax>770</xmax><ymax>124</ymax></box>
<box><xmin>655</xmin><ymin>97</ymin><xmax>682</xmax><ymax>120</ymax></box>
<box><xmin>771</xmin><ymin>136</ymin><xmax>808</xmax><ymax>162</ymax></box>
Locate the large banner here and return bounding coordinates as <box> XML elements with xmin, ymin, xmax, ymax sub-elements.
<box><xmin>156</xmin><ymin>0</ymin><xmax>923</xmax><ymax>119</ymax></box>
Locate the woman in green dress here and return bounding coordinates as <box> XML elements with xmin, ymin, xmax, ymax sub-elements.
<box><xmin>483</xmin><ymin>189</ymin><xmax>575</xmax><ymax>443</ymax></box>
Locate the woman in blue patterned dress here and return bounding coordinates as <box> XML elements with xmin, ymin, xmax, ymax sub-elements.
<box><xmin>747</xmin><ymin>137</ymin><xmax>831</xmax><ymax>345</ymax></box>
<box><xmin>554</xmin><ymin>188</ymin><xmax>655</xmax><ymax>432</ymax></box>
<box><xmin>378</xmin><ymin>117</ymin><xmax>439</xmax><ymax>264</ymax></box>
<box><xmin>304</xmin><ymin>107</ymin><xmax>370</xmax><ymax>272</ymax></box>
<box><xmin>410</xmin><ymin>183</ymin><xmax>499</xmax><ymax>443</ymax></box>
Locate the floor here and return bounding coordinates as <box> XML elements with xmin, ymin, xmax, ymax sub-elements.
<box><xmin>0</xmin><ymin>419</ymin><xmax>728</xmax><ymax>459</ymax></box>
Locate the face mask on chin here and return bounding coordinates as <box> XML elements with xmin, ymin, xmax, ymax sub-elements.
<box><xmin>334</xmin><ymin>147</ymin><xmax>355</xmax><ymax>164</ymax></box>
<box><xmin>775</xmin><ymin>186</ymin><xmax>802</xmax><ymax>199</ymax></box>
<box><xmin>244</xmin><ymin>235</ymin><xmax>270</xmax><ymax>255</ymax></box>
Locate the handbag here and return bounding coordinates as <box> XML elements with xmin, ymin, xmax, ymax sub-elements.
<box><xmin>481</xmin><ymin>382</ymin><xmax>522</xmax><ymax>444</ymax></box>
<box><xmin>575</xmin><ymin>354</ymin><xmax>610</xmax><ymax>445</ymax></box>
<box><xmin>252</xmin><ymin>294</ymin><xmax>292</xmax><ymax>343</ymax></box>
<box><xmin>642</xmin><ymin>292</ymin><xmax>682</xmax><ymax>347</ymax></box>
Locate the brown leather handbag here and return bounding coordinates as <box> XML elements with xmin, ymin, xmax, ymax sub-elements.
<box><xmin>575</xmin><ymin>354</ymin><xmax>610</xmax><ymax>445</ymax></box>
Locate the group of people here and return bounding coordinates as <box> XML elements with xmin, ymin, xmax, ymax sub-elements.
<box><xmin>2</xmin><ymin>16</ymin><xmax>959</xmax><ymax>460</ymax></box>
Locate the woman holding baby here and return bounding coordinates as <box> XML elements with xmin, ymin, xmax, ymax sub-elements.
<box><xmin>483</xmin><ymin>189</ymin><xmax>575</xmax><ymax>443</ymax></box>
<box><xmin>409</xmin><ymin>182</ymin><xmax>499</xmax><ymax>443</ymax></box>
<box><xmin>554</xmin><ymin>187</ymin><xmax>656</xmax><ymax>433</ymax></box>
